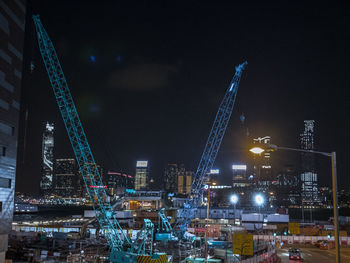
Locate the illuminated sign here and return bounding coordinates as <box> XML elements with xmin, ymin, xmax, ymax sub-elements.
<box><xmin>262</xmin><ymin>165</ymin><xmax>271</xmax><ymax>169</ymax></box>
<box><xmin>232</xmin><ymin>165</ymin><xmax>247</xmax><ymax>170</ymax></box>
<box><xmin>126</xmin><ymin>189</ymin><xmax>136</xmax><ymax>194</ymax></box>
<box><xmin>136</xmin><ymin>161</ymin><xmax>148</xmax><ymax>167</ymax></box>
<box><xmin>210</xmin><ymin>169</ymin><xmax>220</xmax><ymax>174</ymax></box>
<box><xmin>89</xmin><ymin>185</ymin><xmax>107</xmax><ymax>189</ymax></box>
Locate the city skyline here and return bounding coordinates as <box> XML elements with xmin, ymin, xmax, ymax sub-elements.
<box><xmin>15</xmin><ymin>1</ymin><xmax>350</xmax><ymax>195</ymax></box>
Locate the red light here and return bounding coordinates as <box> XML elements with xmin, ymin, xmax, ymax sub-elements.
<box><xmin>108</xmin><ymin>172</ymin><xmax>121</xmax><ymax>175</ymax></box>
<box><xmin>122</xmin><ymin>174</ymin><xmax>127</xmax><ymax>177</ymax></box>
<box><xmin>128</xmin><ymin>175</ymin><xmax>132</xmax><ymax>178</ymax></box>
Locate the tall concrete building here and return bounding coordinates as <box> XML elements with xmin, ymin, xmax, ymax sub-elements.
<box><xmin>0</xmin><ymin>0</ymin><xmax>26</xmax><ymax>261</ymax></box>
<box><xmin>41</xmin><ymin>122</ymin><xmax>54</xmax><ymax>195</ymax></box>
<box><xmin>300</xmin><ymin>120</ymin><xmax>318</xmax><ymax>205</ymax></box>
<box><xmin>164</xmin><ymin>163</ymin><xmax>181</xmax><ymax>193</ymax></box>
<box><xmin>178</xmin><ymin>169</ymin><xmax>193</xmax><ymax>195</ymax></box>
<box><xmin>54</xmin><ymin>158</ymin><xmax>76</xmax><ymax>197</ymax></box>
<box><xmin>135</xmin><ymin>160</ymin><xmax>148</xmax><ymax>190</ymax></box>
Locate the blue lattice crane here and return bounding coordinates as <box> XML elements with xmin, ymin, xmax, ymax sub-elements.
<box><xmin>174</xmin><ymin>62</ymin><xmax>248</xmax><ymax>238</ymax></box>
<box><xmin>32</xmin><ymin>15</ymin><xmax>166</xmax><ymax>262</ymax></box>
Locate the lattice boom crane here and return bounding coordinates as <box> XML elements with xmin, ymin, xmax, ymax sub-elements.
<box><xmin>32</xmin><ymin>15</ymin><xmax>165</xmax><ymax>262</ymax></box>
<box><xmin>174</xmin><ymin>61</ymin><xmax>247</xmax><ymax>238</ymax></box>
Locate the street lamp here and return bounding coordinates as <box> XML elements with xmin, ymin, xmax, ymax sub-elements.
<box><xmin>249</xmin><ymin>144</ymin><xmax>340</xmax><ymax>263</ymax></box>
<box><xmin>230</xmin><ymin>194</ymin><xmax>239</xmax><ymax>221</ymax></box>
<box><xmin>249</xmin><ymin>147</ymin><xmax>265</xmax><ymax>155</ymax></box>
<box><xmin>231</xmin><ymin>194</ymin><xmax>239</xmax><ymax>205</ymax></box>
<box><xmin>254</xmin><ymin>194</ymin><xmax>264</xmax><ymax>214</ymax></box>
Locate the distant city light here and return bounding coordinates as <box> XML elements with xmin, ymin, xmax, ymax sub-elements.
<box><xmin>116</xmin><ymin>55</ymin><xmax>121</xmax><ymax>62</ymax></box>
<box><xmin>249</xmin><ymin>147</ymin><xmax>265</xmax><ymax>154</ymax></box>
<box><xmin>210</xmin><ymin>169</ymin><xmax>220</xmax><ymax>174</ymax></box>
<box><xmin>88</xmin><ymin>185</ymin><xmax>107</xmax><ymax>189</ymax></box>
<box><xmin>90</xmin><ymin>55</ymin><xmax>96</xmax><ymax>62</ymax></box>
<box><xmin>231</xmin><ymin>194</ymin><xmax>239</xmax><ymax>205</ymax></box>
<box><xmin>136</xmin><ymin>161</ymin><xmax>148</xmax><ymax>167</ymax></box>
<box><xmin>108</xmin><ymin>171</ymin><xmax>121</xmax><ymax>175</ymax></box>
<box><xmin>255</xmin><ymin>194</ymin><xmax>264</xmax><ymax>206</ymax></box>
<box><xmin>232</xmin><ymin>165</ymin><xmax>247</xmax><ymax>170</ymax></box>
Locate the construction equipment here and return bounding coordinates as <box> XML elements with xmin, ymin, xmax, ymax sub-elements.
<box><xmin>174</xmin><ymin>61</ymin><xmax>248</xmax><ymax>238</ymax></box>
<box><xmin>32</xmin><ymin>15</ymin><xmax>166</xmax><ymax>263</ymax></box>
<box><xmin>155</xmin><ymin>208</ymin><xmax>177</xmax><ymax>241</ymax></box>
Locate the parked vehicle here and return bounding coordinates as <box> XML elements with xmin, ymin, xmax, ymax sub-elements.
<box><xmin>289</xmin><ymin>248</ymin><xmax>301</xmax><ymax>260</ymax></box>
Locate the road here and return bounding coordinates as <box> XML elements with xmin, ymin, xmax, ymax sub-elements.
<box><xmin>277</xmin><ymin>246</ymin><xmax>350</xmax><ymax>263</ymax></box>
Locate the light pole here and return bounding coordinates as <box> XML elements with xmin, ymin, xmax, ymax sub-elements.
<box><xmin>205</xmin><ymin>181</ymin><xmax>216</xmax><ymax>261</ymax></box>
<box><xmin>231</xmin><ymin>194</ymin><xmax>239</xmax><ymax>219</ymax></box>
<box><xmin>250</xmin><ymin>145</ymin><xmax>340</xmax><ymax>263</ymax></box>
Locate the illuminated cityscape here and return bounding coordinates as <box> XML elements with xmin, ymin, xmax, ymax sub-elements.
<box><xmin>1</xmin><ymin>1</ymin><xmax>350</xmax><ymax>262</ymax></box>
<box><xmin>40</xmin><ymin>122</ymin><xmax>54</xmax><ymax>195</ymax></box>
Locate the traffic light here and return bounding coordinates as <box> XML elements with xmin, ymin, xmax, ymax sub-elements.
<box><xmin>283</xmin><ymin>231</ymin><xmax>287</xmax><ymax>236</ymax></box>
<box><xmin>273</xmin><ymin>232</ymin><xmax>277</xmax><ymax>237</ymax></box>
<box><xmin>328</xmin><ymin>233</ymin><xmax>331</xmax><ymax>239</ymax></box>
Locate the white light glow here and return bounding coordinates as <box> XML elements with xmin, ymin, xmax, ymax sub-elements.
<box><xmin>249</xmin><ymin>147</ymin><xmax>265</xmax><ymax>154</ymax></box>
<box><xmin>255</xmin><ymin>194</ymin><xmax>264</xmax><ymax>206</ymax></box>
<box><xmin>232</xmin><ymin>165</ymin><xmax>247</xmax><ymax>170</ymax></box>
<box><xmin>210</xmin><ymin>169</ymin><xmax>220</xmax><ymax>174</ymax></box>
<box><xmin>136</xmin><ymin>161</ymin><xmax>148</xmax><ymax>167</ymax></box>
<box><xmin>231</xmin><ymin>194</ymin><xmax>239</xmax><ymax>204</ymax></box>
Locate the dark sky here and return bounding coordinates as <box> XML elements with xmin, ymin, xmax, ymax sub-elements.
<box><xmin>16</xmin><ymin>1</ymin><xmax>350</xmax><ymax>195</ymax></box>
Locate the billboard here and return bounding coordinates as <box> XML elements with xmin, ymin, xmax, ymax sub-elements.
<box><xmin>136</xmin><ymin>161</ymin><xmax>148</xmax><ymax>167</ymax></box>
<box><xmin>232</xmin><ymin>165</ymin><xmax>247</xmax><ymax>170</ymax></box>
<box><xmin>210</xmin><ymin>169</ymin><xmax>220</xmax><ymax>174</ymax></box>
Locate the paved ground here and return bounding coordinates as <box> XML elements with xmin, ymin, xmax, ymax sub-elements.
<box><xmin>277</xmin><ymin>246</ymin><xmax>350</xmax><ymax>263</ymax></box>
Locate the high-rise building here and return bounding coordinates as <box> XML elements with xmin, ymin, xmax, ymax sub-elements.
<box><xmin>253</xmin><ymin>136</ymin><xmax>273</xmax><ymax>187</ymax></box>
<box><xmin>232</xmin><ymin>164</ymin><xmax>249</xmax><ymax>187</ymax></box>
<box><xmin>106</xmin><ymin>171</ymin><xmax>133</xmax><ymax>195</ymax></box>
<box><xmin>164</xmin><ymin>163</ymin><xmax>181</xmax><ymax>193</ymax></box>
<box><xmin>54</xmin><ymin>158</ymin><xmax>76</xmax><ymax>197</ymax></box>
<box><xmin>178</xmin><ymin>169</ymin><xmax>193</xmax><ymax>195</ymax></box>
<box><xmin>77</xmin><ymin>163</ymin><xmax>103</xmax><ymax>197</ymax></box>
<box><xmin>300</xmin><ymin>120</ymin><xmax>318</xmax><ymax>204</ymax></box>
<box><xmin>41</xmin><ymin>122</ymin><xmax>54</xmax><ymax>195</ymax></box>
<box><xmin>185</xmin><ymin>171</ymin><xmax>193</xmax><ymax>194</ymax></box>
<box><xmin>0</xmin><ymin>0</ymin><xmax>26</xmax><ymax>261</ymax></box>
<box><xmin>275</xmin><ymin>164</ymin><xmax>300</xmax><ymax>206</ymax></box>
<box><xmin>135</xmin><ymin>161</ymin><xmax>148</xmax><ymax>190</ymax></box>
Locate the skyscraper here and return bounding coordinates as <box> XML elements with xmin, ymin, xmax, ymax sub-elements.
<box><xmin>41</xmin><ymin>122</ymin><xmax>54</xmax><ymax>195</ymax></box>
<box><xmin>178</xmin><ymin>169</ymin><xmax>193</xmax><ymax>195</ymax></box>
<box><xmin>54</xmin><ymin>158</ymin><xmax>76</xmax><ymax>197</ymax></box>
<box><xmin>300</xmin><ymin>120</ymin><xmax>318</xmax><ymax>204</ymax></box>
<box><xmin>164</xmin><ymin>163</ymin><xmax>180</xmax><ymax>193</ymax></box>
<box><xmin>135</xmin><ymin>161</ymin><xmax>148</xmax><ymax>190</ymax></box>
<box><xmin>0</xmin><ymin>0</ymin><xmax>26</xmax><ymax>261</ymax></box>
<box><xmin>253</xmin><ymin>136</ymin><xmax>273</xmax><ymax>187</ymax></box>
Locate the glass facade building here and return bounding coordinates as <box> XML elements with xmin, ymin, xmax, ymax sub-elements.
<box><xmin>41</xmin><ymin>122</ymin><xmax>54</xmax><ymax>195</ymax></box>
<box><xmin>300</xmin><ymin>120</ymin><xmax>318</xmax><ymax>205</ymax></box>
<box><xmin>54</xmin><ymin>158</ymin><xmax>76</xmax><ymax>197</ymax></box>
<box><xmin>0</xmin><ymin>0</ymin><xmax>26</xmax><ymax>260</ymax></box>
<box><xmin>135</xmin><ymin>161</ymin><xmax>148</xmax><ymax>190</ymax></box>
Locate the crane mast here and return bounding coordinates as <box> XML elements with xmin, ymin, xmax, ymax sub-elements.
<box><xmin>32</xmin><ymin>14</ymin><xmax>131</xmax><ymax>253</ymax></box>
<box><xmin>175</xmin><ymin>61</ymin><xmax>247</xmax><ymax>237</ymax></box>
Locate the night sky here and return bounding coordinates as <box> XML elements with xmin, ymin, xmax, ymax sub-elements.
<box><xmin>16</xmin><ymin>1</ymin><xmax>350</xmax><ymax>195</ymax></box>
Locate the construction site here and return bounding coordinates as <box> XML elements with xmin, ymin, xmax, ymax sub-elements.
<box><xmin>5</xmin><ymin>14</ymin><xmax>279</xmax><ymax>263</ymax></box>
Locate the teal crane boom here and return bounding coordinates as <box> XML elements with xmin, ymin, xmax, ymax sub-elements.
<box><xmin>32</xmin><ymin>15</ymin><xmax>162</xmax><ymax>262</ymax></box>
<box><xmin>174</xmin><ymin>61</ymin><xmax>247</xmax><ymax>238</ymax></box>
